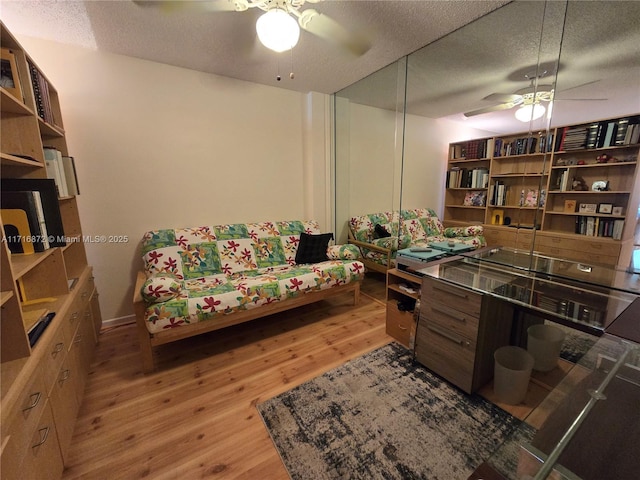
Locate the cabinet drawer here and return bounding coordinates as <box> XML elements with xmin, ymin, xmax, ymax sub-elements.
<box><xmin>386</xmin><ymin>300</ymin><xmax>413</xmax><ymax>347</ymax></box>
<box><xmin>61</xmin><ymin>296</ymin><xmax>83</xmax><ymax>349</ymax></box>
<box><xmin>420</xmin><ymin>301</ymin><xmax>479</xmax><ymax>339</ymax></box>
<box><xmin>14</xmin><ymin>401</ymin><xmax>64</xmax><ymax>480</ymax></box>
<box><xmin>422</xmin><ymin>278</ymin><xmax>481</xmax><ymax>317</ymax></box>
<box><xmin>415</xmin><ymin>321</ymin><xmax>476</xmax><ymax>394</ymax></box>
<box><xmin>536</xmin><ymin>245</ymin><xmax>618</xmax><ymax>267</ymax></box>
<box><xmin>43</xmin><ymin>324</ymin><xmax>67</xmax><ymax>395</ymax></box>
<box><xmin>0</xmin><ymin>369</ymin><xmax>47</xmax><ymax>471</ymax></box>
<box><xmin>534</xmin><ymin>234</ymin><xmax>620</xmax><ymax>257</ymax></box>
<box><xmin>483</xmin><ymin>227</ymin><xmax>516</xmax><ymax>248</ymax></box>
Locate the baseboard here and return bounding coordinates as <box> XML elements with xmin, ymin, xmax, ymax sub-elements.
<box><xmin>101</xmin><ymin>314</ymin><xmax>136</xmax><ymax>330</ymax></box>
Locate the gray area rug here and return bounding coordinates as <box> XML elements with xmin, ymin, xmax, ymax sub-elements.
<box><xmin>258</xmin><ymin>342</ymin><xmax>530</xmax><ymax>480</ymax></box>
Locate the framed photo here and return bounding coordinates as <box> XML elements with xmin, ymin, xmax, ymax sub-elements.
<box><xmin>612</xmin><ymin>206</ymin><xmax>624</xmax><ymax>216</ymax></box>
<box><xmin>563</xmin><ymin>199</ymin><xmax>577</xmax><ymax>213</ymax></box>
<box><xmin>578</xmin><ymin>203</ymin><xmax>597</xmax><ymax>214</ymax></box>
<box><xmin>0</xmin><ymin>48</ymin><xmax>22</xmax><ymax>100</ymax></box>
<box><xmin>598</xmin><ymin>203</ymin><xmax>613</xmax><ymax>214</ymax></box>
<box><xmin>463</xmin><ymin>190</ymin><xmax>486</xmax><ymax>207</ymax></box>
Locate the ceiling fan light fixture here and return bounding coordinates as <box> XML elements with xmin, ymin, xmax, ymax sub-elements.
<box><xmin>515</xmin><ymin>103</ymin><xmax>546</xmax><ymax>122</ymax></box>
<box><xmin>256</xmin><ymin>9</ymin><xmax>300</xmax><ymax>53</ymax></box>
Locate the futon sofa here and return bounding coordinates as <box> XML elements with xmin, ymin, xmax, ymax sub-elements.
<box><xmin>133</xmin><ymin>219</ymin><xmax>363</xmax><ymax>372</ymax></box>
<box><xmin>348</xmin><ymin>208</ymin><xmax>485</xmax><ymax>273</ymax></box>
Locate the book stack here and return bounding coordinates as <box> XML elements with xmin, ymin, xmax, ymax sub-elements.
<box><xmin>584</xmin><ymin>116</ymin><xmax>640</xmax><ymax>149</ymax></box>
<box><xmin>556</xmin><ymin>126</ymin><xmax>589</xmax><ymax>151</ymax></box>
<box><xmin>28</xmin><ymin>60</ymin><xmax>57</xmax><ymax>125</ymax></box>
<box><xmin>575</xmin><ymin>217</ymin><xmax>624</xmax><ymax>239</ymax></box>
<box><xmin>43</xmin><ymin>146</ymin><xmax>80</xmax><ymax>197</ymax></box>
<box><xmin>1</xmin><ymin>178</ymin><xmax>66</xmax><ymax>254</ymax></box>
<box><xmin>495</xmin><ymin>135</ymin><xmax>540</xmax><ymax>156</ymax></box>
<box><xmin>446</xmin><ymin>167</ymin><xmax>489</xmax><ymax>188</ymax></box>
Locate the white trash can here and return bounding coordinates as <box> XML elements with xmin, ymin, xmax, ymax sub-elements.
<box><xmin>494</xmin><ymin>346</ymin><xmax>534</xmax><ymax>405</ymax></box>
<box><xmin>527</xmin><ymin>324</ymin><xmax>566</xmax><ymax>372</ymax></box>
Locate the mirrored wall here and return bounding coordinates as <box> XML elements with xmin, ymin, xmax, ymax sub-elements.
<box><xmin>333</xmin><ymin>0</ymin><xmax>640</xmax><ymax>273</ymax></box>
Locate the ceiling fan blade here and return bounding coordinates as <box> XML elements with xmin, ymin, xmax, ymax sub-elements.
<box><xmin>482</xmin><ymin>93</ymin><xmax>522</xmax><ymax>103</ymax></box>
<box><xmin>464</xmin><ymin>102</ymin><xmax>518</xmax><ymax>118</ymax></box>
<box><xmin>133</xmin><ymin>0</ymin><xmax>239</xmax><ymax>13</ymax></box>
<box><xmin>557</xmin><ymin>79</ymin><xmax>601</xmax><ymax>93</ymax></box>
<box><xmin>298</xmin><ymin>9</ymin><xmax>371</xmax><ymax>56</ymax></box>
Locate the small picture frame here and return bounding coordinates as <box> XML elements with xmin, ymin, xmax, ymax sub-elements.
<box><xmin>598</xmin><ymin>203</ymin><xmax>613</xmax><ymax>214</ymax></box>
<box><xmin>563</xmin><ymin>199</ymin><xmax>577</xmax><ymax>213</ymax></box>
<box><xmin>578</xmin><ymin>203</ymin><xmax>597</xmax><ymax>214</ymax></box>
<box><xmin>612</xmin><ymin>206</ymin><xmax>624</xmax><ymax>216</ymax></box>
<box><xmin>0</xmin><ymin>48</ymin><xmax>22</xmax><ymax>100</ymax></box>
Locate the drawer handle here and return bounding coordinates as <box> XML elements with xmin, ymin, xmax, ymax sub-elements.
<box><xmin>23</xmin><ymin>392</ymin><xmax>42</xmax><ymax>412</ymax></box>
<box><xmin>52</xmin><ymin>342</ymin><xmax>64</xmax><ymax>357</ymax></box>
<box><xmin>427</xmin><ymin>324</ymin><xmax>469</xmax><ymax>347</ymax></box>
<box><xmin>75</xmin><ymin>334</ymin><xmax>83</xmax><ymax>345</ymax></box>
<box><xmin>59</xmin><ymin>369</ymin><xmax>71</xmax><ymax>386</ymax></box>
<box><xmin>82</xmin><ymin>290</ymin><xmax>89</xmax><ymax>300</ymax></box>
<box><xmin>398</xmin><ymin>325</ymin><xmax>408</xmax><ymax>331</ymax></box>
<box><xmin>70</xmin><ymin>312</ymin><xmax>79</xmax><ymax>323</ymax></box>
<box><xmin>577</xmin><ymin>264</ymin><xmax>592</xmax><ymax>273</ymax></box>
<box><xmin>433</xmin><ymin>284</ymin><xmax>468</xmax><ymax>300</ymax></box>
<box><xmin>432</xmin><ymin>305</ymin><xmax>466</xmax><ymax>323</ymax></box>
<box><xmin>32</xmin><ymin>427</ymin><xmax>50</xmax><ymax>448</ymax></box>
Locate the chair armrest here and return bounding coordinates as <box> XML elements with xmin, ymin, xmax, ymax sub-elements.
<box><xmin>133</xmin><ymin>271</ymin><xmax>147</xmax><ymax>304</ymax></box>
<box><xmin>348</xmin><ymin>237</ymin><xmax>392</xmax><ymax>255</ymax></box>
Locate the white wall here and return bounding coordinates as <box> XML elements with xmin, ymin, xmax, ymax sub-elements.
<box><xmin>17</xmin><ymin>37</ymin><xmax>330</xmax><ymax>324</ymax></box>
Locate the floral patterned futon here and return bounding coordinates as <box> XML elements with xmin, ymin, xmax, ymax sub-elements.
<box><xmin>139</xmin><ymin>220</ymin><xmax>363</xmax><ymax>334</ymax></box>
<box><xmin>348</xmin><ymin>208</ymin><xmax>485</xmax><ymax>269</ymax></box>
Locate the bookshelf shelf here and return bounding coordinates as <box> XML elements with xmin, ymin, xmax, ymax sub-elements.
<box><xmin>1</xmin><ymin>21</ymin><xmax>100</xmax><ymax>480</ymax></box>
<box><xmin>444</xmin><ymin>114</ymin><xmax>640</xmax><ymax>266</ymax></box>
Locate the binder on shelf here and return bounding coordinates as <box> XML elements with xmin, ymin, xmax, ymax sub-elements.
<box><xmin>1</xmin><ymin>178</ymin><xmax>66</xmax><ymax>247</ymax></box>
<box><xmin>43</xmin><ymin>146</ymin><xmax>69</xmax><ymax>197</ymax></box>
<box><xmin>0</xmin><ymin>191</ymin><xmax>49</xmax><ymax>252</ymax></box>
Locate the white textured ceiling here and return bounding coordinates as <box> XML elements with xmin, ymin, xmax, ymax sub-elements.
<box><xmin>0</xmin><ymin>0</ymin><xmax>509</xmax><ymax>94</ymax></box>
<box><xmin>1</xmin><ymin>0</ymin><xmax>638</xmax><ymax>133</ymax></box>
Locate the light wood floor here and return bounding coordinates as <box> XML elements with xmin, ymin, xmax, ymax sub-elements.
<box><xmin>62</xmin><ymin>272</ymin><xmax>566</xmax><ymax>479</ymax></box>
<box><xmin>62</xmin><ymin>278</ymin><xmax>391</xmax><ymax>479</ymax></box>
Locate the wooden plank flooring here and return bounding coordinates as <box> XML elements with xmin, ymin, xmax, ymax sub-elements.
<box><xmin>62</xmin><ymin>280</ymin><xmax>390</xmax><ymax>480</ymax></box>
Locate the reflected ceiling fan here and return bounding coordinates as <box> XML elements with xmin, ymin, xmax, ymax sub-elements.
<box><xmin>464</xmin><ymin>75</ymin><xmax>607</xmax><ymax>121</ymax></box>
<box><xmin>134</xmin><ymin>0</ymin><xmax>371</xmax><ymax>56</ymax></box>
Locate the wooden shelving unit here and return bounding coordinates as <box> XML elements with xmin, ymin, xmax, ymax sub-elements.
<box><xmin>0</xmin><ymin>21</ymin><xmax>101</xmax><ymax>480</ymax></box>
<box><xmin>444</xmin><ymin>116</ymin><xmax>640</xmax><ymax>267</ymax></box>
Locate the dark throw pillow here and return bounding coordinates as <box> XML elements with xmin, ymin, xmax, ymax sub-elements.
<box><xmin>295</xmin><ymin>232</ymin><xmax>333</xmax><ymax>264</ymax></box>
<box><xmin>374</xmin><ymin>223</ymin><xmax>391</xmax><ymax>238</ymax></box>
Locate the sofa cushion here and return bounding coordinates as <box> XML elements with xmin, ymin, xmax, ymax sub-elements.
<box><xmin>327</xmin><ymin>244</ymin><xmax>360</xmax><ymax>260</ymax></box>
<box><xmin>144</xmin><ymin>260</ymin><xmax>364</xmax><ymax>333</ymax></box>
<box><xmin>295</xmin><ymin>232</ymin><xmax>333</xmax><ymax>264</ymax></box>
<box><xmin>140</xmin><ymin>274</ymin><xmax>182</xmax><ymax>304</ymax></box>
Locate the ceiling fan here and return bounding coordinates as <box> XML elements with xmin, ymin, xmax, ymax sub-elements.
<box><xmin>134</xmin><ymin>0</ymin><xmax>371</xmax><ymax>56</ymax></box>
<box><xmin>464</xmin><ymin>75</ymin><xmax>607</xmax><ymax>120</ymax></box>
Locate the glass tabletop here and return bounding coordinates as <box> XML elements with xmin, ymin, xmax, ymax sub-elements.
<box><xmin>458</xmin><ymin>247</ymin><xmax>640</xmax><ymax>296</ymax></box>
<box><xmin>416</xmin><ymin>253</ymin><xmax>639</xmax><ymax>335</ymax></box>
<box><xmin>483</xmin><ymin>333</ymin><xmax>640</xmax><ymax>480</ymax></box>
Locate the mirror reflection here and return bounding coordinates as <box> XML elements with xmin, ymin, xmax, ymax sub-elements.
<box><xmin>334</xmin><ymin>0</ymin><xmax>640</xmax><ymax>281</ymax></box>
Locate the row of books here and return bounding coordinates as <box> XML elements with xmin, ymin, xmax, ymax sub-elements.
<box><xmin>575</xmin><ymin>216</ymin><xmax>624</xmax><ymax>239</ymax></box>
<box><xmin>487</xmin><ymin>183</ymin><xmax>545</xmax><ymax>208</ymax></box>
<box><xmin>556</xmin><ymin>116</ymin><xmax>640</xmax><ymax>151</ymax></box>
<box><xmin>1</xmin><ymin>178</ymin><xmax>66</xmax><ymax>253</ymax></box>
<box><xmin>446</xmin><ymin>167</ymin><xmax>489</xmax><ymax>188</ymax></box>
<box><xmin>44</xmin><ymin>147</ymin><xmax>80</xmax><ymax>197</ymax></box>
<box><xmin>450</xmin><ymin>138</ymin><xmax>493</xmax><ymax>160</ymax></box>
<box><xmin>494</xmin><ymin>133</ymin><xmax>554</xmax><ymax>157</ymax></box>
<box><xmin>28</xmin><ymin>60</ymin><xmax>58</xmax><ymax>126</ymax></box>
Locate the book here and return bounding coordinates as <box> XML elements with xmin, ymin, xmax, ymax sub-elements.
<box><xmin>62</xmin><ymin>156</ymin><xmax>80</xmax><ymax>195</ymax></box>
<box><xmin>0</xmin><ymin>191</ymin><xmax>49</xmax><ymax>251</ymax></box>
<box><xmin>613</xmin><ymin>219</ymin><xmax>625</xmax><ymax>240</ymax></box>
<box><xmin>0</xmin><ymin>178</ymin><xmax>66</xmax><ymax>247</ymax></box>
<box><xmin>43</xmin><ymin>146</ymin><xmax>68</xmax><ymax>197</ymax></box>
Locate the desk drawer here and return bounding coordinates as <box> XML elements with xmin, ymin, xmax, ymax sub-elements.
<box><xmin>415</xmin><ymin>321</ymin><xmax>476</xmax><ymax>394</ymax></box>
<box><xmin>386</xmin><ymin>300</ymin><xmax>413</xmax><ymax>347</ymax></box>
<box><xmin>421</xmin><ymin>302</ymin><xmax>479</xmax><ymax>339</ymax></box>
<box><xmin>423</xmin><ymin>277</ymin><xmax>481</xmax><ymax>317</ymax></box>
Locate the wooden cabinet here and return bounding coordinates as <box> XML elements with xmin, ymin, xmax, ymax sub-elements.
<box><xmin>385</xmin><ymin>268</ymin><xmax>421</xmax><ymax>348</ymax></box>
<box><xmin>0</xmin><ymin>21</ymin><xmax>100</xmax><ymax>479</ymax></box>
<box><xmin>415</xmin><ymin>275</ymin><xmax>513</xmax><ymax>394</ymax></box>
<box><xmin>444</xmin><ymin>116</ymin><xmax>640</xmax><ymax>267</ymax></box>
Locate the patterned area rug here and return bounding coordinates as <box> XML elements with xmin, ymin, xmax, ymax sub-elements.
<box><xmin>258</xmin><ymin>343</ymin><xmax>529</xmax><ymax>480</ymax></box>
